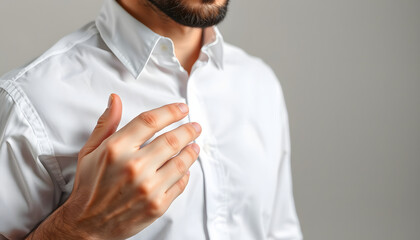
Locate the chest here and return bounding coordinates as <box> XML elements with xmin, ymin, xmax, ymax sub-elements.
<box><xmin>47</xmin><ymin>64</ymin><xmax>282</xmax><ymax>238</ymax></box>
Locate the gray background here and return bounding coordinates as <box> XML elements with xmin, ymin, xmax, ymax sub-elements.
<box><xmin>1</xmin><ymin>0</ymin><xmax>419</xmax><ymax>239</ymax></box>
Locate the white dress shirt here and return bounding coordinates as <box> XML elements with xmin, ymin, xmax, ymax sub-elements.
<box><xmin>0</xmin><ymin>0</ymin><xmax>302</xmax><ymax>239</ymax></box>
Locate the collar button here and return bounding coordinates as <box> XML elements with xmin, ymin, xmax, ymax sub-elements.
<box><xmin>160</xmin><ymin>44</ymin><xmax>168</xmax><ymax>52</ymax></box>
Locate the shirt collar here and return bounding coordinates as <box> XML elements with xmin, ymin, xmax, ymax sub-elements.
<box><xmin>95</xmin><ymin>0</ymin><xmax>224</xmax><ymax>79</ymax></box>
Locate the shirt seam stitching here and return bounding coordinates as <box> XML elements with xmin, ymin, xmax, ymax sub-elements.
<box><xmin>0</xmin><ymin>80</ymin><xmax>67</xmax><ymax>191</ymax></box>
<box><xmin>9</xmin><ymin>24</ymin><xmax>98</xmax><ymax>83</ymax></box>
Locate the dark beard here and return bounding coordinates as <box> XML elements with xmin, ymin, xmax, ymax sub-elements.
<box><xmin>146</xmin><ymin>0</ymin><xmax>229</xmax><ymax>28</ymax></box>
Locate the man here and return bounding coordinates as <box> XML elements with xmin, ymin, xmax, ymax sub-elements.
<box><xmin>0</xmin><ymin>0</ymin><xmax>302</xmax><ymax>239</ymax></box>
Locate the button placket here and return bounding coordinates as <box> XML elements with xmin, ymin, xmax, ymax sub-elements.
<box><xmin>186</xmin><ymin>72</ymin><xmax>224</xmax><ymax>239</ymax></box>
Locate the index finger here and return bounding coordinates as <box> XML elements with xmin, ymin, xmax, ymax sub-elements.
<box><xmin>112</xmin><ymin>102</ymin><xmax>189</xmax><ymax>151</ymax></box>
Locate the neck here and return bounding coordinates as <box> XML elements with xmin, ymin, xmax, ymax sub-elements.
<box><xmin>117</xmin><ymin>0</ymin><xmax>203</xmax><ymax>74</ymax></box>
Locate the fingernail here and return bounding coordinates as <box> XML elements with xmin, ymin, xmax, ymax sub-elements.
<box><xmin>192</xmin><ymin>143</ymin><xmax>200</xmax><ymax>154</ymax></box>
<box><xmin>191</xmin><ymin>122</ymin><xmax>201</xmax><ymax>133</ymax></box>
<box><xmin>108</xmin><ymin>94</ymin><xmax>114</xmax><ymax>108</ymax></box>
<box><xmin>177</xmin><ymin>103</ymin><xmax>188</xmax><ymax>113</ymax></box>
<box><xmin>186</xmin><ymin>170</ymin><xmax>190</xmax><ymax>176</ymax></box>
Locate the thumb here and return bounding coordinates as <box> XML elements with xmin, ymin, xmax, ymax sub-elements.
<box><xmin>79</xmin><ymin>93</ymin><xmax>122</xmax><ymax>159</ymax></box>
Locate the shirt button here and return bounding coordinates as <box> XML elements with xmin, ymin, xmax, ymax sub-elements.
<box><xmin>160</xmin><ymin>44</ymin><xmax>168</xmax><ymax>52</ymax></box>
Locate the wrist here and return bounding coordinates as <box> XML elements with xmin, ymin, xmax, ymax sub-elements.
<box><xmin>26</xmin><ymin>204</ymin><xmax>94</xmax><ymax>240</ymax></box>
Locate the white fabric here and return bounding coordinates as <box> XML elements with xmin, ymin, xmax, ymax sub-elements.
<box><xmin>0</xmin><ymin>0</ymin><xmax>302</xmax><ymax>239</ymax></box>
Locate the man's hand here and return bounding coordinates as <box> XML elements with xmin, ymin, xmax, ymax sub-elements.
<box><xmin>27</xmin><ymin>94</ymin><xmax>201</xmax><ymax>240</ymax></box>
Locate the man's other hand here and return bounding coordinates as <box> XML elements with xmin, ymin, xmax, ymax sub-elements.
<box><xmin>26</xmin><ymin>93</ymin><xmax>201</xmax><ymax>240</ymax></box>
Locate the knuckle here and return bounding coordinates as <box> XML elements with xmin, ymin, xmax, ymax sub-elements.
<box><xmin>168</xmin><ymin>104</ymin><xmax>180</xmax><ymax>119</ymax></box>
<box><xmin>103</xmin><ymin>139</ymin><xmax>119</xmax><ymax>164</ymax></box>
<box><xmin>185</xmin><ymin>124</ymin><xmax>197</xmax><ymax>138</ymax></box>
<box><xmin>147</xmin><ymin>197</ymin><xmax>165</xmax><ymax>217</ymax></box>
<box><xmin>176</xmin><ymin>176</ymin><xmax>189</xmax><ymax>192</ymax></box>
<box><xmin>186</xmin><ymin>146</ymin><xmax>198</xmax><ymax>159</ymax></box>
<box><xmin>173</xmin><ymin>157</ymin><xmax>187</xmax><ymax>175</ymax></box>
<box><xmin>124</xmin><ymin>161</ymin><xmax>137</xmax><ymax>182</ymax></box>
<box><xmin>163</xmin><ymin>132</ymin><xmax>180</xmax><ymax>151</ymax></box>
<box><xmin>137</xmin><ymin>181</ymin><xmax>154</xmax><ymax>196</ymax></box>
<box><xmin>138</xmin><ymin>112</ymin><xmax>159</xmax><ymax>129</ymax></box>
<box><xmin>133</xmin><ymin>155</ymin><xmax>146</xmax><ymax>172</ymax></box>
<box><xmin>96</xmin><ymin>116</ymin><xmax>106</xmax><ymax>126</ymax></box>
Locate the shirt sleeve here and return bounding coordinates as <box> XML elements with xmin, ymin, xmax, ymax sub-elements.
<box><xmin>0</xmin><ymin>83</ymin><xmax>61</xmax><ymax>239</ymax></box>
<box><xmin>267</xmin><ymin>77</ymin><xmax>303</xmax><ymax>240</ymax></box>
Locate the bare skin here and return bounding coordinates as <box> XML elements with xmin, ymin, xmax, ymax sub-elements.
<box><xmin>117</xmin><ymin>0</ymin><xmax>203</xmax><ymax>74</ymax></box>
<box><xmin>26</xmin><ymin>94</ymin><xmax>201</xmax><ymax>239</ymax></box>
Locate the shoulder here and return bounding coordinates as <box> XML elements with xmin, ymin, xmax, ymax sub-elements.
<box><xmin>221</xmin><ymin>41</ymin><xmax>289</xmax><ymax>130</ymax></box>
<box><xmin>223</xmin><ymin>42</ymin><xmax>276</xmax><ymax>74</ymax></box>
<box><xmin>0</xmin><ymin>21</ymin><xmax>105</xmax><ymax>156</ymax></box>
<box><xmin>222</xmin><ymin>41</ymin><xmax>284</xmax><ymax>103</ymax></box>
<box><xmin>0</xmin><ymin>21</ymin><xmax>100</xmax><ymax>85</ymax></box>
<box><xmin>0</xmin><ymin>21</ymin><xmax>107</xmax><ymax>131</ymax></box>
